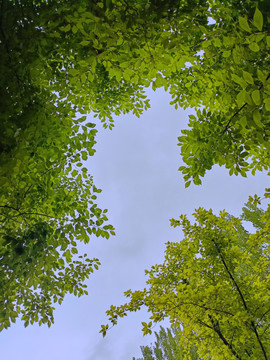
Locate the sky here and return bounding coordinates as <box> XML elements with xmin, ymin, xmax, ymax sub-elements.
<box><xmin>1</xmin><ymin>88</ymin><xmax>269</xmax><ymax>360</ymax></box>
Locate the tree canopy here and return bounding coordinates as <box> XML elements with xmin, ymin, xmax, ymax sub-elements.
<box><xmin>104</xmin><ymin>195</ymin><xmax>270</xmax><ymax>359</ymax></box>
<box><xmin>0</xmin><ymin>0</ymin><xmax>269</xmax><ymax>335</ymax></box>
<box><xmin>0</xmin><ymin>0</ymin><xmax>216</xmax><ymax>329</ymax></box>
<box><xmin>175</xmin><ymin>2</ymin><xmax>270</xmax><ymax>186</ymax></box>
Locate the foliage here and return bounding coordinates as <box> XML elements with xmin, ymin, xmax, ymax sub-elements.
<box><xmin>133</xmin><ymin>326</ymin><xmax>199</xmax><ymax>360</ymax></box>
<box><xmin>174</xmin><ymin>2</ymin><xmax>270</xmax><ymax>186</ymax></box>
<box><xmin>0</xmin><ymin>0</ymin><xmax>206</xmax><ymax>132</ymax></box>
<box><xmin>0</xmin><ymin>0</ymin><xmax>122</xmax><ymax>330</ymax></box>
<box><xmin>1</xmin><ymin>0</ymin><xmax>269</xmax><ymax>331</ymax></box>
<box><xmin>0</xmin><ymin>0</ymin><xmax>207</xmax><ymax>329</ymax></box>
<box><xmin>0</xmin><ymin>161</ymin><xmax>114</xmax><ymax>330</ymax></box>
<box><xmin>104</xmin><ymin>193</ymin><xmax>270</xmax><ymax>359</ymax></box>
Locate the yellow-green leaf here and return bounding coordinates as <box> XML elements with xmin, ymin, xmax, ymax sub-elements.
<box><xmin>242</xmin><ymin>71</ymin><xmax>253</xmax><ymax>85</ymax></box>
<box><xmin>222</xmin><ymin>50</ymin><xmax>231</xmax><ymax>58</ymax></box>
<box><xmin>253</xmin><ymin>8</ymin><xmax>263</xmax><ymax>31</ymax></box>
<box><xmin>72</xmin><ymin>26</ymin><xmax>78</xmax><ymax>34</ymax></box>
<box><xmin>253</xmin><ymin>109</ymin><xmax>263</xmax><ymax>128</ymax></box>
<box><xmin>64</xmin><ymin>24</ymin><xmax>71</xmax><ymax>32</ymax></box>
<box><xmin>80</xmin><ymin>40</ymin><xmax>90</xmax><ymax>46</ymax></box>
<box><xmin>252</xmin><ymin>90</ymin><xmax>261</xmax><ymax>105</ymax></box>
<box><xmin>81</xmin><ymin>73</ymin><xmax>86</xmax><ymax>83</ymax></box>
<box><xmin>236</xmin><ymin>90</ymin><xmax>247</xmax><ymax>107</ymax></box>
<box><xmin>264</xmin><ymin>98</ymin><xmax>270</xmax><ymax>111</ymax></box>
<box><xmin>239</xmin><ymin>16</ymin><xmax>251</xmax><ymax>32</ymax></box>
<box><xmin>249</xmin><ymin>42</ymin><xmax>260</xmax><ymax>52</ymax></box>
<box><xmin>257</xmin><ymin>69</ymin><xmax>266</xmax><ymax>83</ymax></box>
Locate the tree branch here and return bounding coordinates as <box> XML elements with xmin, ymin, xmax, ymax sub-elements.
<box><xmin>212</xmin><ymin>238</ymin><xmax>268</xmax><ymax>360</ymax></box>
<box><xmin>212</xmin><ymin>238</ymin><xmax>248</xmax><ymax>310</ymax></box>
<box><xmin>256</xmin><ymin>307</ymin><xmax>270</xmax><ymax>328</ymax></box>
<box><xmin>221</xmin><ymin>73</ymin><xmax>269</xmax><ymax>136</ymax></box>
<box><xmin>0</xmin><ymin>205</ymin><xmax>55</xmax><ymax>219</ymax></box>
<box><xmin>174</xmin><ymin>300</ymin><xmax>234</xmax><ymax>317</ymax></box>
<box><xmin>208</xmin><ymin>315</ymin><xmax>243</xmax><ymax>360</ymax></box>
<box><xmin>221</xmin><ymin>102</ymin><xmax>247</xmax><ymax>136</ymax></box>
<box><xmin>250</xmin><ymin>320</ymin><xmax>268</xmax><ymax>360</ymax></box>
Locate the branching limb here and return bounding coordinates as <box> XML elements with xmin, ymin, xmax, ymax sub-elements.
<box><xmin>212</xmin><ymin>238</ymin><xmax>268</xmax><ymax>360</ymax></box>
<box><xmin>208</xmin><ymin>315</ymin><xmax>243</xmax><ymax>360</ymax></box>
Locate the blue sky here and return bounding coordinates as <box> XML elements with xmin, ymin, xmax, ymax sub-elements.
<box><xmin>1</xmin><ymin>88</ymin><xmax>269</xmax><ymax>360</ymax></box>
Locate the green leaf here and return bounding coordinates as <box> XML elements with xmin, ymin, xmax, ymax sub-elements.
<box><xmin>81</xmin><ymin>73</ymin><xmax>86</xmax><ymax>83</ymax></box>
<box><xmin>58</xmin><ymin>258</ymin><xmax>65</xmax><ymax>267</ymax></box>
<box><xmin>253</xmin><ymin>8</ymin><xmax>263</xmax><ymax>31</ymax></box>
<box><xmin>236</xmin><ymin>90</ymin><xmax>247</xmax><ymax>107</ymax></box>
<box><xmin>257</xmin><ymin>69</ymin><xmax>266</xmax><ymax>83</ymax></box>
<box><xmin>239</xmin><ymin>116</ymin><xmax>247</xmax><ymax>128</ymax></box>
<box><xmin>242</xmin><ymin>71</ymin><xmax>253</xmax><ymax>85</ymax></box>
<box><xmin>239</xmin><ymin>16</ymin><xmax>251</xmax><ymax>32</ymax></box>
<box><xmin>256</xmin><ymin>33</ymin><xmax>264</xmax><ymax>43</ymax></box>
<box><xmin>62</xmin><ymin>24</ymin><xmax>71</xmax><ymax>32</ymax></box>
<box><xmin>80</xmin><ymin>40</ymin><xmax>90</xmax><ymax>46</ymax></box>
<box><xmin>252</xmin><ymin>90</ymin><xmax>261</xmax><ymax>105</ymax></box>
<box><xmin>72</xmin><ymin>25</ymin><xmax>78</xmax><ymax>34</ymax></box>
<box><xmin>253</xmin><ymin>109</ymin><xmax>263</xmax><ymax>127</ymax></box>
<box><xmin>249</xmin><ymin>42</ymin><xmax>260</xmax><ymax>52</ymax></box>
<box><xmin>81</xmin><ymin>151</ymin><xmax>88</xmax><ymax>161</ymax></box>
<box><xmin>64</xmin><ymin>249</ymin><xmax>72</xmax><ymax>263</ymax></box>
<box><xmin>264</xmin><ymin>98</ymin><xmax>270</xmax><ymax>111</ymax></box>
<box><xmin>231</xmin><ymin>74</ymin><xmax>247</xmax><ymax>89</ymax></box>
<box><xmin>88</xmin><ymin>72</ymin><xmax>94</xmax><ymax>81</ymax></box>
<box><xmin>69</xmin><ymin>68</ymin><xmax>78</xmax><ymax>76</ymax></box>
<box><xmin>85</xmin><ymin>123</ymin><xmax>95</xmax><ymax>128</ymax></box>
<box><xmin>222</xmin><ymin>50</ymin><xmax>231</xmax><ymax>58</ymax></box>
<box><xmin>71</xmin><ymin>247</ymin><xmax>78</xmax><ymax>254</ymax></box>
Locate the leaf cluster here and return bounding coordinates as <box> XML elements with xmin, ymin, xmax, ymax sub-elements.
<box><xmin>104</xmin><ymin>201</ymin><xmax>270</xmax><ymax>359</ymax></box>
<box><xmin>0</xmin><ymin>0</ymin><xmax>208</xmax><ymax>328</ymax></box>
